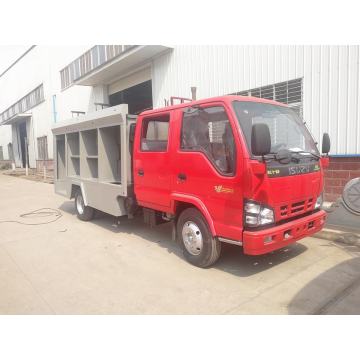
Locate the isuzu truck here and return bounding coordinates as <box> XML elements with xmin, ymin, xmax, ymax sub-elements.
<box><xmin>53</xmin><ymin>95</ymin><xmax>330</xmax><ymax>267</ymax></box>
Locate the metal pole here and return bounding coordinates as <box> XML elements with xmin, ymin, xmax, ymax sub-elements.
<box><xmin>25</xmin><ymin>137</ymin><xmax>28</xmax><ymax>176</ymax></box>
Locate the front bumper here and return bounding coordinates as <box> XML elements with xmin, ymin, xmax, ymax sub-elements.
<box><xmin>243</xmin><ymin>210</ymin><xmax>326</xmax><ymax>255</ymax></box>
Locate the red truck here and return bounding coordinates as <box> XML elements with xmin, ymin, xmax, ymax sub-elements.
<box><xmin>53</xmin><ymin>95</ymin><xmax>330</xmax><ymax>267</ymax></box>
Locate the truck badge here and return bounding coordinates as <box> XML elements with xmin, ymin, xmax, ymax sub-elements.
<box><xmin>214</xmin><ymin>185</ymin><xmax>234</xmax><ymax>194</ymax></box>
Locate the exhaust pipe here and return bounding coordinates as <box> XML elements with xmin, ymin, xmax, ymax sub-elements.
<box><xmin>191</xmin><ymin>87</ymin><xmax>197</xmax><ymax>101</ymax></box>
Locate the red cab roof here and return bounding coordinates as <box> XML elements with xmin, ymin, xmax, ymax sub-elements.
<box><xmin>140</xmin><ymin>95</ymin><xmax>288</xmax><ymax>116</ymax></box>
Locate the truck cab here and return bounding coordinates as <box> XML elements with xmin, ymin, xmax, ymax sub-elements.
<box><xmin>133</xmin><ymin>95</ymin><xmax>328</xmax><ymax>267</ymax></box>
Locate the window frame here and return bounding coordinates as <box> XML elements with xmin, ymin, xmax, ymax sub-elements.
<box><xmin>180</xmin><ymin>104</ymin><xmax>237</xmax><ymax>177</ymax></box>
<box><xmin>140</xmin><ymin>113</ymin><xmax>170</xmax><ymax>153</ymax></box>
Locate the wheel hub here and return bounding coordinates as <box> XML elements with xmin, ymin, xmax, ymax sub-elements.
<box><xmin>182</xmin><ymin>221</ymin><xmax>203</xmax><ymax>256</ymax></box>
<box><xmin>76</xmin><ymin>195</ymin><xmax>85</xmax><ymax>215</ymax></box>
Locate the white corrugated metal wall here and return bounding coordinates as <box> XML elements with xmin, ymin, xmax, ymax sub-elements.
<box><xmin>151</xmin><ymin>45</ymin><xmax>360</xmax><ymax>156</ymax></box>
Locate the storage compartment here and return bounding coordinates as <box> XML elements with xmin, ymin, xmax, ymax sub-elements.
<box><xmin>69</xmin><ymin>157</ymin><xmax>80</xmax><ymax>177</ymax></box>
<box><xmin>80</xmin><ymin>129</ymin><xmax>99</xmax><ymax>179</ymax></box>
<box><xmin>56</xmin><ymin>135</ymin><xmax>66</xmax><ymax>179</ymax></box>
<box><xmin>86</xmin><ymin>158</ymin><xmax>98</xmax><ymax>179</ymax></box>
<box><xmin>81</xmin><ymin>129</ymin><xmax>98</xmax><ymax>156</ymax></box>
<box><xmin>98</xmin><ymin>125</ymin><xmax>121</xmax><ymax>182</ymax></box>
<box><xmin>67</xmin><ymin>132</ymin><xmax>80</xmax><ymax>177</ymax></box>
<box><xmin>67</xmin><ymin>132</ymin><xmax>80</xmax><ymax>156</ymax></box>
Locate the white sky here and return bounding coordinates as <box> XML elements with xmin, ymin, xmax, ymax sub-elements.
<box><xmin>0</xmin><ymin>45</ymin><xmax>29</xmax><ymax>75</ymax></box>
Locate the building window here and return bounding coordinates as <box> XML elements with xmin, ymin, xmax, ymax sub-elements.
<box><xmin>37</xmin><ymin>136</ymin><xmax>49</xmax><ymax>160</ymax></box>
<box><xmin>232</xmin><ymin>78</ymin><xmax>303</xmax><ymax>116</ymax></box>
<box><xmin>0</xmin><ymin>146</ymin><xmax>3</xmax><ymax>160</ymax></box>
<box><xmin>181</xmin><ymin>106</ymin><xmax>236</xmax><ymax>175</ymax></box>
<box><xmin>141</xmin><ymin>115</ymin><xmax>170</xmax><ymax>152</ymax></box>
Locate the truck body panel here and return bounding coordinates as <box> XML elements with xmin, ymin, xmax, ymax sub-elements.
<box><xmin>52</xmin><ymin>104</ymin><xmax>135</xmax><ymax>217</ymax></box>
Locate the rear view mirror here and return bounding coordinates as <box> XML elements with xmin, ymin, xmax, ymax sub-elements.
<box><xmin>322</xmin><ymin>133</ymin><xmax>330</xmax><ymax>154</ymax></box>
<box><xmin>251</xmin><ymin>123</ymin><xmax>271</xmax><ymax>157</ymax></box>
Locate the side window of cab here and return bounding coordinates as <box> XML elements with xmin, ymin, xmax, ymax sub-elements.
<box><xmin>181</xmin><ymin>106</ymin><xmax>236</xmax><ymax>175</ymax></box>
<box><xmin>141</xmin><ymin>114</ymin><xmax>170</xmax><ymax>152</ymax></box>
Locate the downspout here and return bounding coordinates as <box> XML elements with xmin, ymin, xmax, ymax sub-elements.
<box><xmin>52</xmin><ymin>95</ymin><xmax>57</xmax><ymax>123</ymax></box>
<box><xmin>30</xmin><ymin>115</ymin><xmax>37</xmax><ymax>169</ymax></box>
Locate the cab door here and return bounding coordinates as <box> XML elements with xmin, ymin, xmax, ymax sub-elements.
<box><xmin>134</xmin><ymin>112</ymin><xmax>172</xmax><ymax>211</ymax></box>
<box><xmin>172</xmin><ymin>103</ymin><xmax>244</xmax><ymax>240</ymax></box>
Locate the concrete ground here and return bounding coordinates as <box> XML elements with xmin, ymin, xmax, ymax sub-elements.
<box><xmin>1</xmin><ymin>172</ymin><xmax>360</xmax><ymax>315</ymax></box>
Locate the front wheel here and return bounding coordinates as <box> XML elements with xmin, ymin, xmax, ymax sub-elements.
<box><xmin>75</xmin><ymin>190</ymin><xmax>94</xmax><ymax>221</ymax></box>
<box><xmin>177</xmin><ymin>208</ymin><xmax>221</xmax><ymax>268</ymax></box>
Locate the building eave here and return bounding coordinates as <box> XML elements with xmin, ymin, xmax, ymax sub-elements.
<box><xmin>1</xmin><ymin>113</ymin><xmax>31</xmax><ymax>125</ymax></box>
<box><xmin>74</xmin><ymin>45</ymin><xmax>171</xmax><ymax>86</ymax></box>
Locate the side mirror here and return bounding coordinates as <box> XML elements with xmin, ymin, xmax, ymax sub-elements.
<box><xmin>322</xmin><ymin>132</ymin><xmax>330</xmax><ymax>154</ymax></box>
<box><xmin>251</xmin><ymin>123</ymin><xmax>271</xmax><ymax>156</ymax></box>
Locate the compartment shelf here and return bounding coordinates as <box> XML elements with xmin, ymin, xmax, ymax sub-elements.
<box><xmin>67</xmin><ymin>132</ymin><xmax>80</xmax><ymax>156</ymax></box>
<box><xmin>81</xmin><ymin>129</ymin><xmax>98</xmax><ymax>156</ymax></box>
<box><xmin>98</xmin><ymin>125</ymin><xmax>121</xmax><ymax>182</ymax></box>
<box><xmin>66</xmin><ymin>132</ymin><xmax>80</xmax><ymax>176</ymax></box>
<box><xmin>86</xmin><ymin>157</ymin><xmax>98</xmax><ymax>179</ymax></box>
<box><xmin>56</xmin><ymin>135</ymin><xmax>66</xmax><ymax>180</ymax></box>
<box><xmin>80</xmin><ymin>129</ymin><xmax>99</xmax><ymax>179</ymax></box>
<box><xmin>69</xmin><ymin>157</ymin><xmax>80</xmax><ymax>177</ymax></box>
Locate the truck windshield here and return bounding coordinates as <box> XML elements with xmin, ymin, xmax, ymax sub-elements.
<box><xmin>232</xmin><ymin>101</ymin><xmax>319</xmax><ymax>157</ymax></box>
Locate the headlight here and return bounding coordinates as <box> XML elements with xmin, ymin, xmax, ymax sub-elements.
<box><xmin>244</xmin><ymin>200</ymin><xmax>274</xmax><ymax>227</ymax></box>
<box><xmin>244</xmin><ymin>202</ymin><xmax>261</xmax><ymax>214</ymax></box>
<box><xmin>315</xmin><ymin>194</ymin><xmax>323</xmax><ymax>209</ymax></box>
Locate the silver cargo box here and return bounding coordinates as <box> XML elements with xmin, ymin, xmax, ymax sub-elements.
<box><xmin>52</xmin><ymin>104</ymin><xmax>136</xmax><ymax>217</ymax></box>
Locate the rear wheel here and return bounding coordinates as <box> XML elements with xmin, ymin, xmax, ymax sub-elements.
<box><xmin>74</xmin><ymin>190</ymin><xmax>94</xmax><ymax>221</ymax></box>
<box><xmin>177</xmin><ymin>208</ymin><xmax>221</xmax><ymax>268</ymax></box>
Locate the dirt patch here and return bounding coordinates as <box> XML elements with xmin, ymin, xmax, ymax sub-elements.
<box><xmin>2</xmin><ymin>170</ymin><xmax>54</xmax><ymax>184</ymax></box>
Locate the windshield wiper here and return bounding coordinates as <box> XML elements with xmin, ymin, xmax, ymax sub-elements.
<box><xmin>289</xmin><ymin>150</ymin><xmax>321</xmax><ymax>160</ymax></box>
<box><xmin>265</xmin><ymin>151</ymin><xmax>301</xmax><ymax>164</ymax></box>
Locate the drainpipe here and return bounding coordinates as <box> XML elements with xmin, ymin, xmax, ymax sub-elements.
<box><xmin>52</xmin><ymin>95</ymin><xmax>57</xmax><ymax>123</ymax></box>
<box><xmin>25</xmin><ymin>137</ymin><xmax>29</xmax><ymax>176</ymax></box>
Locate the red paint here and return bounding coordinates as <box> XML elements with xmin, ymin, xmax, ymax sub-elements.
<box><xmin>320</xmin><ymin>157</ymin><xmax>329</xmax><ymax>168</ymax></box>
<box><xmin>243</xmin><ymin>210</ymin><xmax>326</xmax><ymax>255</ymax></box>
<box><xmin>133</xmin><ymin>96</ymin><xmax>327</xmax><ymax>255</ymax></box>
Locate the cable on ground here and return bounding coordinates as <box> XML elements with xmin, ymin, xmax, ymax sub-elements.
<box><xmin>0</xmin><ymin>208</ymin><xmax>62</xmax><ymax>225</ymax></box>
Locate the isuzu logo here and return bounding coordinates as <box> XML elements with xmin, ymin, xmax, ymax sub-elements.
<box><xmin>289</xmin><ymin>165</ymin><xmax>311</xmax><ymax>175</ymax></box>
<box><xmin>267</xmin><ymin>162</ymin><xmax>320</xmax><ymax>178</ymax></box>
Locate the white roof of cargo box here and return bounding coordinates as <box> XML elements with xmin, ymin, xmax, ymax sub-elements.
<box><xmin>52</xmin><ymin>104</ymin><xmax>131</xmax><ymax>135</ymax></box>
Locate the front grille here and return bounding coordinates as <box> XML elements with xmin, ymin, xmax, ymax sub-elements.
<box><xmin>277</xmin><ymin>198</ymin><xmax>314</xmax><ymax>220</ymax></box>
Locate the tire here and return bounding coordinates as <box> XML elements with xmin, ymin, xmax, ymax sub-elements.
<box><xmin>177</xmin><ymin>208</ymin><xmax>221</xmax><ymax>268</ymax></box>
<box><xmin>74</xmin><ymin>190</ymin><xmax>94</xmax><ymax>221</ymax></box>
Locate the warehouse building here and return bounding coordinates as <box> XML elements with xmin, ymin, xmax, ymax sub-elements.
<box><xmin>0</xmin><ymin>45</ymin><xmax>360</xmax><ymax>201</ymax></box>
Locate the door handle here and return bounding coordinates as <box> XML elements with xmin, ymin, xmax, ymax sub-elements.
<box><xmin>177</xmin><ymin>173</ymin><xmax>187</xmax><ymax>181</ymax></box>
<box><xmin>138</xmin><ymin>169</ymin><xmax>144</xmax><ymax>176</ymax></box>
